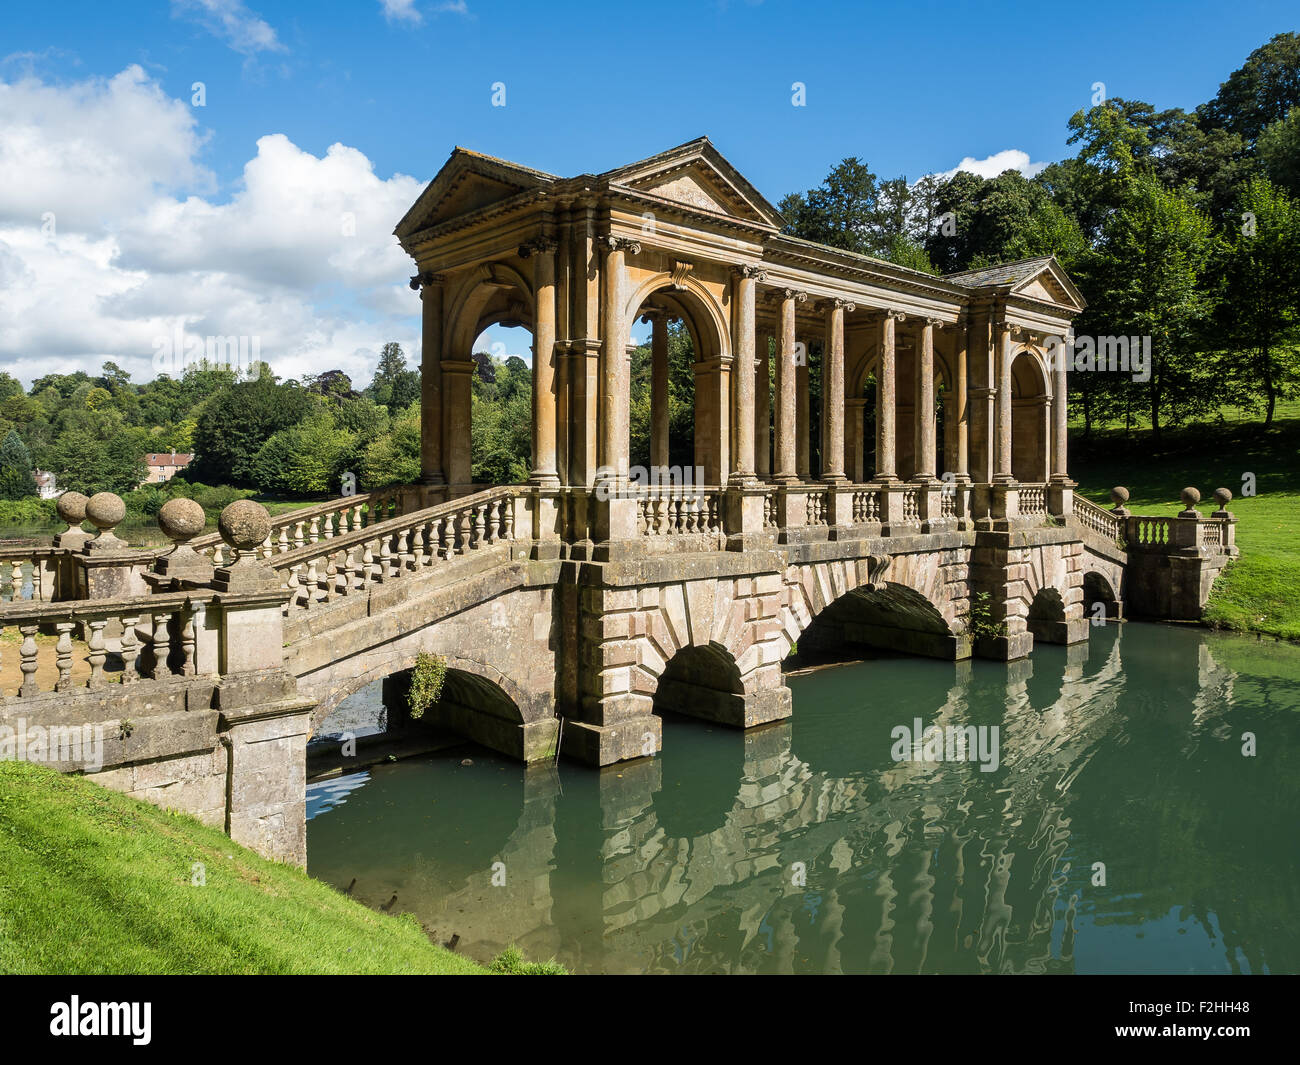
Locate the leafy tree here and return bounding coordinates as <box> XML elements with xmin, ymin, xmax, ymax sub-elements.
<box><xmin>361</xmin><ymin>402</ymin><xmax>421</xmax><ymax>488</ymax></box>
<box><xmin>251</xmin><ymin>411</ymin><xmax>357</xmax><ymax>495</ymax></box>
<box><xmin>1092</xmin><ymin>174</ymin><xmax>1220</xmax><ymax>440</ymax></box>
<box><xmin>1217</xmin><ymin>177</ymin><xmax>1300</xmax><ymax>425</ymax></box>
<box><xmin>1200</xmin><ymin>32</ymin><xmax>1300</xmax><ymax>143</ymax></box>
<box><xmin>0</xmin><ymin>429</ymin><xmax>36</xmax><ymax>500</ymax></box>
<box><xmin>1259</xmin><ymin>107</ymin><xmax>1300</xmax><ymax>196</ymax></box>
<box><xmin>367</xmin><ymin>342</ymin><xmax>421</xmax><ymax>412</ymax></box>
<box><xmin>189</xmin><ymin>376</ymin><xmax>311</xmax><ymax>487</ymax></box>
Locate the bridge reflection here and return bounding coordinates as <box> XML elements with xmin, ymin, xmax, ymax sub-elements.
<box><xmin>306</xmin><ymin>622</ymin><xmax>1297</xmax><ymax>974</ymax></box>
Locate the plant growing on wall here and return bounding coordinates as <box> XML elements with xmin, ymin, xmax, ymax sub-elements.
<box><xmin>964</xmin><ymin>592</ymin><xmax>1008</xmax><ymax>641</ymax></box>
<box><xmin>407</xmin><ymin>652</ymin><xmax>448</xmax><ymax>720</ymax></box>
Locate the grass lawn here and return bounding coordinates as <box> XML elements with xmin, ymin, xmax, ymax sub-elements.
<box><xmin>1070</xmin><ymin>410</ymin><xmax>1300</xmax><ymax>640</ymax></box>
<box><xmin>0</xmin><ymin>761</ymin><xmax>519</xmax><ymax>974</ymax></box>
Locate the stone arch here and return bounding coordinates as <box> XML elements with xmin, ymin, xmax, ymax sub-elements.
<box><xmin>623</xmin><ymin>272</ymin><xmax>731</xmax><ymax>363</ymax></box>
<box><xmin>445</xmin><ymin>261</ymin><xmax>536</xmax><ymax>356</ymax></box>
<box><xmin>777</xmin><ymin>553</ymin><xmax>967</xmax><ymax>664</ymax></box>
<box><xmin>1083</xmin><ymin>569</ymin><xmax>1122</xmax><ymax>621</ymax></box>
<box><xmin>653</xmin><ymin>641</ymin><xmax>745</xmax><ymax>725</ymax></box>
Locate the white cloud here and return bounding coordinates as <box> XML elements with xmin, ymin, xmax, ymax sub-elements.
<box><xmin>380</xmin><ymin>0</ymin><xmax>423</xmax><ymax>23</ymax></box>
<box><xmin>171</xmin><ymin>0</ymin><xmax>285</xmax><ymax>55</ymax></box>
<box><xmin>0</xmin><ymin>66</ymin><xmax>425</xmax><ymax>389</ymax></box>
<box><xmin>934</xmin><ymin>148</ymin><xmax>1048</xmax><ymax>182</ymax></box>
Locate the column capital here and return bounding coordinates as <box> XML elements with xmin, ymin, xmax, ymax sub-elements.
<box><xmin>782</xmin><ymin>288</ymin><xmax>808</xmax><ymax>303</ymax></box>
<box><xmin>409</xmin><ymin>271</ymin><xmax>444</xmax><ymax>292</ymax></box>
<box><xmin>518</xmin><ymin>237</ymin><xmax>558</xmax><ymax>258</ymax></box>
<box><xmin>818</xmin><ymin>297</ymin><xmax>855</xmax><ymax>313</ymax></box>
<box><xmin>866</xmin><ymin>307</ymin><xmax>906</xmax><ymax>322</ymax></box>
<box><xmin>923</xmin><ymin>316</ymin><xmax>946</xmax><ymax>328</ymax></box>
<box><xmin>732</xmin><ymin>264</ymin><xmax>767</xmax><ymax>281</ymax></box>
<box><xmin>596</xmin><ymin>234</ymin><xmax>641</xmax><ymax>254</ymax></box>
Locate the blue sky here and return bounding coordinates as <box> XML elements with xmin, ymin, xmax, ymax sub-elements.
<box><xmin>0</xmin><ymin>0</ymin><xmax>1293</xmax><ymax>385</ymax></box>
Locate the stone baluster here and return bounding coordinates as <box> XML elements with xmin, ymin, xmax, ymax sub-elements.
<box><xmin>182</xmin><ymin>609</ymin><xmax>197</xmax><ymax>675</ymax></box>
<box><xmin>84</xmin><ymin>618</ymin><xmax>107</xmax><ymax>689</ymax></box>
<box><xmin>456</xmin><ymin>508</ymin><xmax>472</xmax><ymax>555</ymax></box>
<box><xmin>120</xmin><ymin>615</ymin><xmax>141</xmax><ymax>681</ymax></box>
<box><xmin>18</xmin><ymin>624</ymin><xmax>39</xmax><ymax>698</ymax></box>
<box><xmin>148</xmin><ymin>612</ymin><xmax>171</xmax><ymax>679</ymax></box>
<box><xmin>54</xmin><ymin>621</ymin><xmax>74</xmax><ymax>691</ymax></box>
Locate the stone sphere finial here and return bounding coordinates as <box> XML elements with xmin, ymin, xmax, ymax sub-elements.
<box><xmin>55</xmin><ymin>491</ymin><xmax>89</xmax><ymax>531</ymax></box>
<box><xmin>218</xmin><ymin>499</ymin><xmax>271</xmax><ymax>555</ymax></box>
<box><xmin>1213</xmin><ymin>487</ymin><xmax>1232</xmax><ymax>508</ymax></box>
<box><xmin>158</xmin><ymin>497</ymin><xmax>206</xmax><ymax>544</ymax></box>
<box><xmin>1180</xmin><ymin>486</ymin><xmax>1201</xmax><ymax>508</ymax></box>
<box><xmin>1110</xmin><ymin>486</ymin><xmax>1129</xmax><ymax>505</ymax></box>
<box><xmin>85</xmin><ymin>492</ymin><xmax>126</xmax><ymax>533</ymax></box>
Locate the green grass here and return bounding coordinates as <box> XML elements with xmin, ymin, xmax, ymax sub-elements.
<box><xmin>1071</xmin><ymin>411</ymin><xmax>1300</xmax><ymax>640</ymax></box>
<box><xmin>0</xmin><ymin>761</ymin><xmax>492</xmax><ymax>974</ymax></box>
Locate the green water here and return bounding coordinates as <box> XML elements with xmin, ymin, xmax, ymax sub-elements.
<box><xmin>305</xmin><ymin>622</ymin><xmax>1300</xmax><ymax>974</ymax></box>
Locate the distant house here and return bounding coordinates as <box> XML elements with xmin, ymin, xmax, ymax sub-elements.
<box><xmin>33</xmin><ymin>470</ymin><xmax>62</xmax><ymax>500</ymax></box>
<box><xmin>142</xmin><ymin>452</ymin><xmax>194</xmax><ymax>485</ymax></box>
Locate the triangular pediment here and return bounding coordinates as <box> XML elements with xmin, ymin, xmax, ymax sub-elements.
<box><xmin>395</xmin><ymin>149</ymin><xmax>556</xmax><ymax>239</ymax></box>
<box><xmin>1010</xmin><ymin>259</ymin><xmax>1085</xmax><ymax>311</ymax></box>
<box><xmin>602</xmin><ymin>138</ymin><xmax>784</xmax><ymax>229</ymax></box>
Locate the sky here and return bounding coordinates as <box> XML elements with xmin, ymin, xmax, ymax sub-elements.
<box><xmin>0</xmin><ymin>0</ymin><xmax>1293</xmax><ymax>387</ymax></box>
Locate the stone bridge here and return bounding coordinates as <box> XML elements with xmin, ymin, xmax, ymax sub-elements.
<box><xmin>0</xmin><ymin>477</ymin><xmax>1236</xmax><ymax>865</ymax></box>
<box><xmin>0</xmin><ymin>139</ymin><xmax>1240</xmax><ymax>866</ymax></box>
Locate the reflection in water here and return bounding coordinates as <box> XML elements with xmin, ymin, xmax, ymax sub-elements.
<box><xmin>306</xmin><ymin>622</ymin><xmax>1300</xmax><ymax>974</ymax></box>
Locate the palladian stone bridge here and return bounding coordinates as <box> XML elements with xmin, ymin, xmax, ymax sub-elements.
<box><xmin>0</xmin><ymin>140</ymin><xmax>1237</xmax><ymax>865</ymax></box>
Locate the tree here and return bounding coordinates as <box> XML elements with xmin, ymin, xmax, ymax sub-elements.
<box><xmin>1200</xmin><ymin>32</ymin><xmax>1300</xmax><ymax>143</ymax></box>
<box><xmin>0</xmin><ymin>429</ymin><xmax>36</xmax><ymax>500</ymax></box>
<box><xmin>251</xmin><ymin>412</ymin><xmax>357</xmax><ymax>495</ymax></box>
<box><xmin>367</xmin><ymin>342</ymin><xmax>421</xmax><ymax>412</ymax></box>
<box><xmin>1093</xmin><ymin>174</ymin><xmax>1220</xmax><ymax>440</ymax></box>
<box><xmin>1217</xmin><ymin>178</ymin><xmax>1300</xmax><ymax>425</ymax></box>
<box><xmin>1259</xmin><ymin>108</ymin><xmax>1300</xmax><ymax>196</ymax></box>
<box><xmin>189</xmin><ymin>376</ymin><xmax>311</xmax><ymax>486</ymax></box>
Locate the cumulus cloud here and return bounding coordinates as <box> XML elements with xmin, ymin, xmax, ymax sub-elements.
<box><xmin>171</xmin><ymin>0</ymin><xmax>285</xmax><ymax>55</ymax></box>
<box><xmin>934</xmin><ymin>148</ymin><xmax>1048</xmax><ymax>182</ymax></box>
<box><xmin>0</xmin><ymin>66</ymin><xmax>425</xmax><ymax>388</ymax></box>
<box><xmin>380</xmin><ymin>0</ymin><xmax>423</xmax><ymax>23</ymax></box>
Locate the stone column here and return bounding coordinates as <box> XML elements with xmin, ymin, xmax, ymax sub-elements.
<box><xmin>1051</xmin><ymin>329</ymin><xmax>1070</xmax><ymax>482</ymax></box>
<box><xmin>730</xmin><ymin>266</ymin><xmax>763</xmax><ymax>484</ymax></box>
<box><xmin>912</xmin><ymin>318</ymin><xmax>938</xmax><ymax>481</ymax></box>
<box><xmin>413</xmin><ymin>272</ymin><xmax>445</xmax><ymax>485</ymax></box>
<box><xmin>796</xmin><ymin>354</ymin><xmax>810</xmax><ymax>480</ymax></box>
<box><xmin>645</xmin><ymin>308</ymin><xmax>669</xmax><ymax>472</ymax></box>
<box><xmin>954</xmin><ymin>319</ymin><xmax>970</xmax><ymax>482</ymax></box>
<box><xmin>821</xmin><ymin>298</ymin><xmax>851</xmax><ymax>482</ymax></box>
<box><xmin>442</xmin><ymin>358</ymin><xmax>474</xmax><ymax>487</ymax></box>
<box><xmin>521</xmin><ymin>239</ymin><xmax>559</xmax><ymax>485</ymax></box>
<box><xmin>598</xmin><ymin>235</ymin><xmax>639</xmax><ymax>483</ymax></box>
<box><xmin>756</xmin><ymin>332</ymin><xmax>771</xmax><ymax>478</ymax></box>
<box><xmin>774</xmin><ymin>290</ymin><xmax>805</xmax><ymax>483</ymax></box>
<box><xmin>875</xmin><ymin>311</ymin><xmax>901</xmax><ymax>482</ymax></box>
<box><xmin>994</xmin><ymin>316</ymin><xmax>1015</xmax><ymax>482</ymax></box>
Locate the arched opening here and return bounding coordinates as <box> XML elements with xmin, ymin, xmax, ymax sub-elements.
<box><xmin>1010</xmin><ymin>351</ymin><xmax>1050</xmax><ymax>484</ymax></box>
<box><xmin>653</xmin><ymin>643</ymin><xmax>745</xmax><ymax>725</ymax></box>
<box><xmin>625</xmin><ymin>277</ymin><xmax>729</xmax><ymax>486</ymax></box>
<box><xmin>1027</xmin><ymin>586</ymin><xmax>1067</xmax><ymax>645</ymax></box>
<box><xmin>629</xmin><ymin>311</ymin><xmax>695</xmax><ymax>477</ymax></box>
<box><xmin>1083</xmin><ymin>571</ymin><xmax>1121</xmax><ymax>621</ymax></box>
<box><xmin>795</xmin><ymin>582</ymin><xmax>962</xmax><ymax>662</ymax></box>
<box><xmin>470</xmin><ymin>323</ymin><xmax>533</xmax><ymax>484</ymax></box>
<box><xmin>440</xmin><ymin>263</ymin><xmax>536</xmax><ymax>488</ymax></box>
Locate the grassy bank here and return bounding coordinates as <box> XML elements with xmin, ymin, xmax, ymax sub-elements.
<box><xmin>1071</xmin><ymin>411</ymin><xmax>1300</xmax><ymax>640</ymax></box>
<box><xmin>0</xmin><ymin>761</ymin><xmax>497</xmax><ymax>974</ymax></box>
